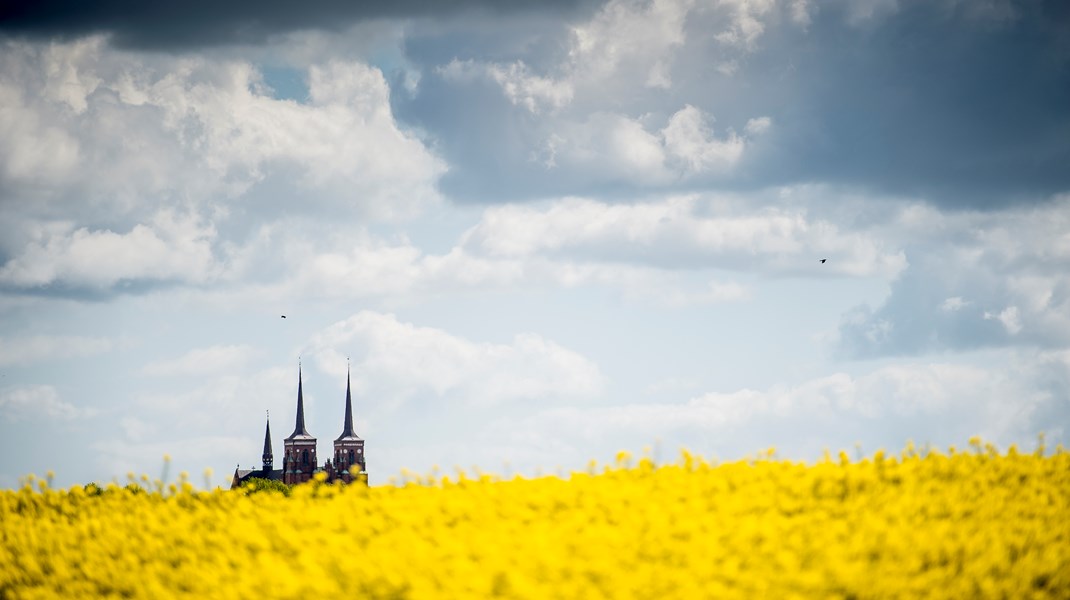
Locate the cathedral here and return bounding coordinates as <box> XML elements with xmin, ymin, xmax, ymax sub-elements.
<box><xmin>231</xmin><ymin>365</ymin><xmax>367</xmax><ymax>488</ymax></box>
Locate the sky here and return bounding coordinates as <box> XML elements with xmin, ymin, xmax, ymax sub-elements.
<box><xmin>1</xmin><ymin>0</ymin><xmax>1068</xmax><ymax>489</ymax></box>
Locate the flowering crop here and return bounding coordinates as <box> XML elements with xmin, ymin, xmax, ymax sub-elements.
<box><xmin>2</xmin><ymin>441</ymin><xmax>1068</xmax><ymax>599</ymax></box>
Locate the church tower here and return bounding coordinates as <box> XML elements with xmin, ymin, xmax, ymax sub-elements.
<box><xmin>283</xmin><ymin>365</ymin><xmax>317</xmax><ymax>485</ymax></box>
<box><xmin>332</xmin><ymin>364</ymin><xmax>366</xmax><ymax>482</ymax></box>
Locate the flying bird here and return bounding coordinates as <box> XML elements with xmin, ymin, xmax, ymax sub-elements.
<box><xmin>281</xmin><ymin>315</ymin><xmax>287</xmax><ymax>318</ymax></box>
<box><xmin>819</xmin><ymin>259</ymin><xmax>827</xmax><ymax>264</ymax></box>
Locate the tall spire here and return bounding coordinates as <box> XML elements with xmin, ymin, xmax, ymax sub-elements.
<box><xmin>262</xmin><ymin>413</ymin><xmax>273</xmax><ymax>471</ymax></box>
<box><xmin>288</xmin><ymin>362</ymin><xmax>311</xmax><ymax>439</ymax></box>
<box><xmin>337</xmin><ymin>360</ymin><xmax>357</xmax><ymax>441</ymax></box>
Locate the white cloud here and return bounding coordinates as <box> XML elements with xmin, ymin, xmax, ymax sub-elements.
<box><xmin>0</xmin><ymin>39</ymin><xmax>449</xmax><ymax>296</ymax></box>
<box><xmin>142</xmin><ymin>344</ymin><xmax>262</xmax><ymax>377</ymax></box>
<box><xmin>462</xmin><ymin>195</ymin><xmax>907</xmax><ymax>278</ymax></box>
<box><xmin>548</xmin><ymin>106</ymin><xmax>769</xmax><ymax>184</ymax></box>
<box><xmin>708</xmin><ymin>0</ymin><xmax>777</xmax><ymax>51</ymax></box>
<box><xmin>0</xmin><ymin>210</ymin><xmax>219</xmax><ymax>289</ymax></box>
<box><xmin>662</xmin><ymin>104</ymin><xmax>747</xmax><ymax>174</ymax></box>
<box><xmin>487</xmin><ymin>357</ymin><xmax>1055</xmax><ymax>467</ymax></box>
<box><xmin>744</xmin><ymin>116</ymin><xmax>773</xmax><ymax>136</ymax></box>
<box><xmin>0</xmin><ymin>385</ymin><xmax>97</xmax><ymax>422</ymax></box>
<box><xmin>632</xmin><ymin>279</ymin><xmax>750</xmax><ymax>307</ymax></box>
<box><xmin>1036</xmin><ymin>349</ymin><xmax>1070</xmax><ymax>411</ymax></box>
<box><xmin>205</xmin><ymin>213</ymin><xmax>749</xmax><ymax>307</ymax></box>
<box><xmin>564</xmin><ymin>0</ymin><xmax>784</xmax><ymax>91</ymax></box>
<box><xmin>985</xmin><ymin>306</ymin><xmax>1022</xmax><ymax>335</ymax></box>
<box><xmin>41</xmin><ymin>37</ymin><xmax>103</xmax><ymax>114</ymax></box>
<box><xmin>119</xmin><ymin>416</ymin><xmax>158</xmax><ymax>443</ymax></box>
<box><xmin>844</xmin><ymin>0</ymin><xmax>900</xmax><ymax>25</ymax></box>
<box><xmin>789</xmin><ymin>0</ymin><xmax>814</xmax><ymax>26</ymax></box>
<box><xmin>307</xmin><ymin>311</ymin><xmax>605</xmax><ymax>407</ymax></box>
<box><xmin>438</xmin><ymin>59</ymin><xmax>573</xmax><ymax>114</ymax></box>
<box><xmin>645</xmin><ymin>376</ymin><xmax>701</xmax><ymax>395</ymax></box>
<box><xmin>0</xmin><ymin>335</ymin><xmax>114</xmax><ymax>367</ymax></box>
<box><xmin>0</xmin><ymin>39</ymin><xmax>445</xmax><ymax>221</ymax></box>
<box><xmin>564</xmin><ymin>0</ymin><xmax>793</xmax><ymax>88</ymax></box>
<box><xmin>91</xmin><ymin>435</ymin><xmax>250</xmax><ymax>486</ymax></box>
<box><xmin>561</xmin><ymin>112</ymin><xmax>670</xmax><ymax>182</ymax></box>
<box><xmin>431</xmin><ymin>1</ymin><xmax>787</xmax><ymax>188</ymax></box>
<box><xmin>839</xmin><ymin>196</ymin><xmax>1070</xmax><ymax>355</ymax></box>
<box><xmin>133</xmin><ymin>366</ymin><xmax>294</xmax><ymax>433</ymax></box>
<box><xmin>0</xmin><ymin>80</ymin><xmax>81</xmax><ymax>184</ymax></box>
<box><xmin>941</xmin><ymin>296</ymin><xmax>969</xmax><ymax>312</ymax></box>
<box><xmin>272</xmin><ymin>232</ymin><xmax>525</xmax><ymax>299</ymax></box>
<box><xmin>186</xmin><ymin>189</ymin><xmax>910</xmax><ymax>311</ymax></box>
<box><xmin>440</xmin><ymin>0</ymin><xmax>788</xmax><ymax>116</ymax></box>
<box><xmin>569</xmin><ymin>0</ymin><xmax>694</xmax><ymax>87</ymax></box>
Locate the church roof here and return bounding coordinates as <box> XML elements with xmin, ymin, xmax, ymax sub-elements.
<box><xmin>231</xmin><ymin>468</ymin><xmax>284</xmax><ymax>488</ymax></box>
<box><xmin>262</xmin><ymin>418</ymin><xmax>273</xmax><ymax>458</ymax></box>
<box><xmin>335</xmin><ymin>365</ymin><xmax>361</xmax><ymax>442</ymax></box>
<box><xmin>286</xmin><ymin>365</ymin><xmax>315</xmax><ymax>441</ymax></box>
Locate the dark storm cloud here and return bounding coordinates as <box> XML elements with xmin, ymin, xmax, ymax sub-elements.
<box><xmin>756</xmin><ymin>0</ymin><xmax>1070</xmax><ymax>207</ymax></box>
<box><xmin>0</xmin><ymin>0</ymin><xmax>598</xmax><ymax>49</ymax></box>
<box><xmin>395</xmin><ymin>0</ymin><xmax>1070</xmax><ymax>208</ymax></box>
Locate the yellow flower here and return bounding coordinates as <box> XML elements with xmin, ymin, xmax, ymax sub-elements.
<box><xmin>0</xmin><ymin>439</ymin><xmax>1066</xmax><ymax>599</ymax></box>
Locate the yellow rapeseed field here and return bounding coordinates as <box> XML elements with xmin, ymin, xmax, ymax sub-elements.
<box><xmin>2</xmin><ymin>440</ymin><xmax>1068</xmax><ymax>599</ymax></box>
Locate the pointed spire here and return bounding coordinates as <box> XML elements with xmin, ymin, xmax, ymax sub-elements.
<box><xmin>287</xmin><ymin>362</ymin><xmax>311</xmax><ymax>439</ymax></box>
<box><xmin>337</xmin><ymin>359</ymin><xmax>357</xmax><ymax>441</ymax></box>
<box><xmin>262</xmin><ymin>413</ymin><xmax>273</xmax><ymax>471</ymax></box>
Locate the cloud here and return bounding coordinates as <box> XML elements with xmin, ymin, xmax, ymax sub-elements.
<box><xmin>984</xmin><ymin>306</ymin><xmax>1023</xmax><ymax>336</ymax></box>
<box><xmin>88</xmin><ymin>314</ymin><xmax>603</xmax><ymax>483</ymax></box>
<box><xmin>557</xmin><ymin>366</ymin><xmax>996</xmax><ymax>432</ymax></box>
<box><xmin>534</xmin><ymin>105</ymin><xmax>769</xmax><ymax>184</ymax></box>
<box><xmin>133</xmin><ymin>366</ymin><xmax>295</xmax><ymax>434</ymax></box>
<box><xmin>0</xmin><ymin>210</ymin><xmax>219</xmax><ymax>291</ymax></box>
<box><xmin>661</xmin><ymin>104</ymin><xmax>747</xmax><ymax>174</ymax></box>
<box><xmin>0</xmin><ymin>0</ymin><xmax>597</xmax><ymax>50</ymax></box>
<box><xmin>707</xmin><ymin>0</ymin><xmax>777</xmax><ymax>51</ymax></box>
<box><xmin>462</xmin><ymin>194</ymin><xmax>906</xmax><ymax>277</ymax></box>
<box><xmin>142</xmin><ymin>344</ymin><xmax>262</xmax><ymax>377</ymax></box>
<box><xmin>184</xmin><ymin>209</ymin><xmax>754</xmax><ymax>308</ymax></box>
<box><xmin>636</xmin><ymin>279</ymin><xmax>750</xmax><ymax>307</ymax></box>
<box><xmin>744</xmin><ymin>116</ymin><xmax>772</xmax><ymax>135</ymax></box>
<box><xmin>177</xmin><ymin>189</ymin><xmax>913</xmax><ymax>311</ymax></box>
<box><xmin>940</xmin><ymin>296</ymin><xmax>969</xmax><ymax>312</ymax></box>
<box><xmin>0</xmin><ymin>75</ymin><xmax>81</xmax><ymax>184</ymax></box>
<box><xmin>0</xmin><ymin>385</ymin><xmax>97</xmax><ymax>422</ymax></box>
<box><xmin>485</xmin><ymin>355</ymin><xmax>1060</xmax><ymax>468</ymax></box>
<box><xmin>0</xmin><ymin>39</ymin><xmax>444</xmax><ymax>223</ymax></box>
<box><xmin>91</xmin><ymin>436</ymin><xmax>251</xmax><ymax>486</ymax></box>
<box><xmin>411</xmin><ymin>0</ymin><xmax>1070</xmax><ymax>205</ymax></box>
<box><xmin>837</xmin><ymin>196</ymin><xmax>1070</xmax><ymax>356</ymax></box>
<box><xmin>307</xmin><ymin>311</ymin><xmax>605</xmax><ymax>407</ymax></box>
<box><xmin>564</xmin><ymin>0</ymin><xmax>776</xmax><ymax>87</ymax></box>
<box><xmin>119</xmin><ymin>416</ymin><xmax>157</xmax><ymax>443</ymax></box>
<box><xmin>0</xmin><ymin>334</ymin><xmax>114</xmax><ymax>366</ymax></box>
<box><xmin>552</xmin><ymin>112</ymin><xmax>671</xmax><ymax>182</ymax></box>
<box><xmin>0</xmin><ymin>39</ymin><xmax>447</xmax><ymax>295</ymax></box>
<box><xmin>841</xmin><ymin>0</ymin><xmax>900</xmax><ymax>24</ymax></box>
<box><xmin>569</xmin><ymin>0</ymin><xmax>694</xmax><ymax>88</ymax></box>
<box><xmin>427</xmin><ymin>0</ymin><xmax>784</xmax><ymax>196</ymax></box>
<box><xmin>438</xmin><ymin>59</ymin><xmax>573</xmax><ymax>113</ymax></box>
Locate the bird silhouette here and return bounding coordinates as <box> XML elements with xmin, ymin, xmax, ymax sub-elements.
<box><xmin>281</xmin><ymin>315</ymin><xmax>287</xmax><ymax>318</ymax></box>
<box><xmin>819</xmin><ymin>259</ymin><xmax>827</xmax><ymax>264</ymax></box>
